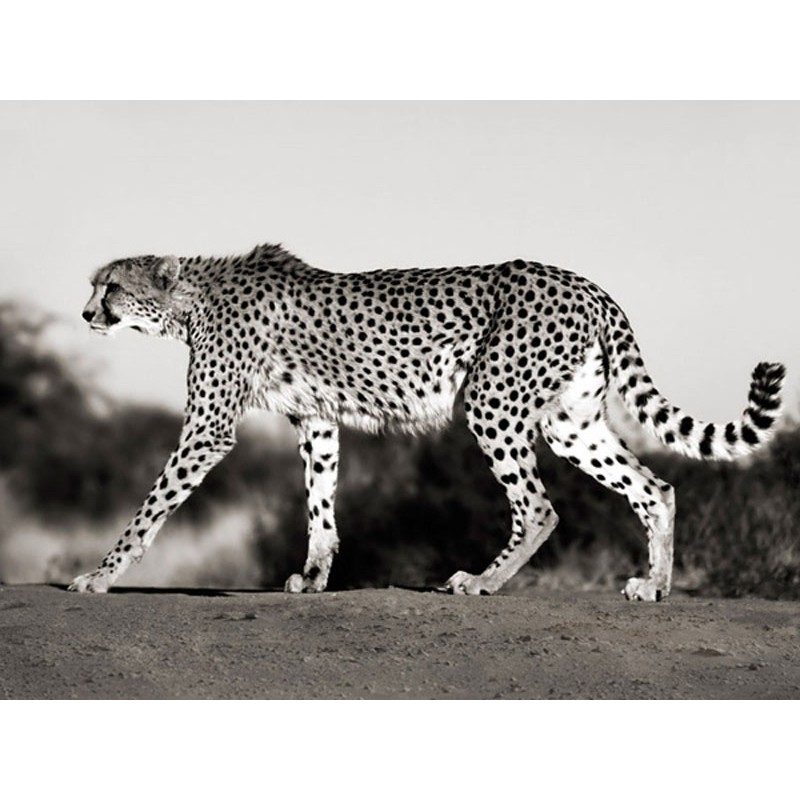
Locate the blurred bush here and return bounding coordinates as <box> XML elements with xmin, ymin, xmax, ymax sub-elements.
<box><xmin>1</xmin><ymin>301</ymin><xmax>798</xmax><ymax>598</ymax></box>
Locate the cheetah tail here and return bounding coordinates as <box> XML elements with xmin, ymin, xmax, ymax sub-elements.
<box><xmin>607</xmin><ymin>334</ymin><xmax>786</xmax><ymax>460</ymax></box>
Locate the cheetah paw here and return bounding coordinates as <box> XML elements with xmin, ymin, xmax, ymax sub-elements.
<box><xmin>284</xmin><ymin>574</ymin><xmax>305</xmax><ymax>593</ymax></box>
<box><xmin>622</xmin><ymin>577</ymin><xmax>664</xmax><ymax>602</ymax></box>
<box><xmin>444</xmin><ymin>571</ymin><xmax>494</xmax><ymax>596</ymax></box>
<box><xmin>68</xmin><ymin>570</ymin><xmax>112</xmax><ymax>593</ymax></box>
<box><xmin>283</xmin><ymin>573</ymin><xmax>327</xmax><ymax>593</ymax></box>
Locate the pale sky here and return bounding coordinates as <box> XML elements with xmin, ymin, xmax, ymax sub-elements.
<box><xmin>1</xmin><ymin>102</ymin><xmax>798</xmax><ymax>426</ymax></box>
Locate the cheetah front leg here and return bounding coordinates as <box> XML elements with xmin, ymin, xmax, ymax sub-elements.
<box><xmin>68</xmin><ymin>419</ymin><xmax>236</xmax><ymax>593</ymax></box>
<box><xmin>284</xmin><ymin>417</ymin><xmax>340</xmax><ymax>593</ymax></box>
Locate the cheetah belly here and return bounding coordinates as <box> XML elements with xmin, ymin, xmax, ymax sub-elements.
<box><xmin>341</xmin><ymin>364</ymin><xmax>466</xmax><ymax>435</ymax></box>
<box><xmin>251</xmin><ymin>358</ymin><xmax>467</xmax><ymax>434</ymax></box>
<box><xmin>339</xmin><ymin>345</ymin><xmax>469</xmax><ymax>434</ymax></box>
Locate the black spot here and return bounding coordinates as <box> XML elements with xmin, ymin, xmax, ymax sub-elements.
<box><xmin>635</xmin><ymin>389</ymin><xmax>655</xmax><ymax>408</ymax></box>
<box><xmin>699</xmin><ymin>423</ymin><xmax>715</xmax><ymax>456</ymax></box>
<box><xmin>748</xmin><ymin>408</ymin><xmax>774</xmax><ymax>430</ymax></box>
<box><xmin>741</xmin><ymin>425</ymin><xmax>759</xmax><ymax>445</ymax></box>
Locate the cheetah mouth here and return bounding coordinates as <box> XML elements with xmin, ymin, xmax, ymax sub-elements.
<box><xmin>90</xmin><ymin>311</ymin><xmax>121</xmax><ymax>333</ymax></box>
<box><xmin>100</xmin><ymin>298</ymin><xmax>121</xmax><ymax>328</ymax></box>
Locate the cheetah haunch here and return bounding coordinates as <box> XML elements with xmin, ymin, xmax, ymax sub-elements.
<box><xmin>70</xmin><ymin>244</ymin><xmax>785</xmax><ymax>599</ymax></box>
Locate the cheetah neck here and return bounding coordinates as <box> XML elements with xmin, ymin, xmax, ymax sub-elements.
<box><xmin>156</xmin><ymin>258</ymin><xmax>208</xmax><ymax>343</ymax></box>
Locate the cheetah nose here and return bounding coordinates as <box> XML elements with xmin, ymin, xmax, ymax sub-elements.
<box><xmin>82</xmin><ymin>309</ymin><xmax>95</xmax><ymax>322</ymax></box>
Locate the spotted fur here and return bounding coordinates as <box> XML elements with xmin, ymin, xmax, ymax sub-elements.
<box><xmin>69</xmin><ymin>244</ymin><xmax>786</xmax><ymax>600</ymax></box>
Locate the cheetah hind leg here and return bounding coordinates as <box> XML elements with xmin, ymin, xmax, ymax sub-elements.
<box><xmin>444</xmin><ymin>401</ymin><xmax>559</xmax><ymax>596</ymax></box>
<box><xmin>540</xmin><ymin>408</ymin><xmax>675</xmax><ymax>602</ymax></box>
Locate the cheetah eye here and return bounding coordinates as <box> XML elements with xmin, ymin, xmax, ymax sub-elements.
<box><xmin>105</xmin><ymin>282</ymin><xmax>122</xmax><ymax>294</ymax></box>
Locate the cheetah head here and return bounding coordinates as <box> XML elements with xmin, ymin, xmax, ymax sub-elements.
<box><xmin>82</xmin><ymin>255</ymin><xmax>185</xmax><ymax>337</ymax></box>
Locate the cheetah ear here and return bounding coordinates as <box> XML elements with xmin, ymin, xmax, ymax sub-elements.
<box><xmin>153</xmin><ymin>255</ymin><xmax>181</xmax><ymax>291</ymax></box>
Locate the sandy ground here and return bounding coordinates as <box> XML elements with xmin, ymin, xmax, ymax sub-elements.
<box><xmin>1</xmin><ymin>583</ymin><xmax>798</xmax><ymax>699</ymax></box>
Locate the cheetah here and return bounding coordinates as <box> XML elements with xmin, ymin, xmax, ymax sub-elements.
<box><xmin>69</xmin><ymin>244</ymin><xmax>786</xmax><ymax>600</ymax></box>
